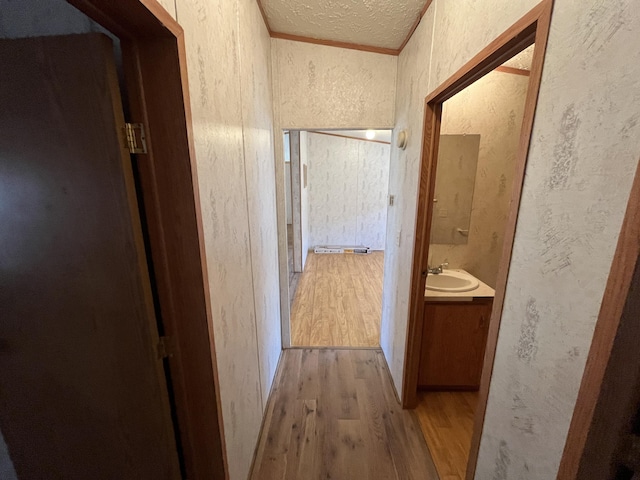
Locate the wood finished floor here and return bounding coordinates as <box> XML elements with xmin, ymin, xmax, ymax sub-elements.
<box><xmin>251</xmin><ymin>349</ymin><xmax>439</xmax><ymax>480</ymax></box>
<box><xmin>415</xmin><ymin>391</ymin><xmax>478</xmax><ymax>480</ymax></box>
<box><xmin>290</xmin><ymin>252</ymin><xmax>384</xmax><ymax>347</ymax></box>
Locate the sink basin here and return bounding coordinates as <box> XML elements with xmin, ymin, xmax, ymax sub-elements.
<box><xmin>426</xmin><ymin>270</ymin><xmax>479</xmax><ymax>292</ymax></box>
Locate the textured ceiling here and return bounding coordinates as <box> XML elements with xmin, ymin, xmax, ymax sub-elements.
<box><xmin>261</xmin><ymin>0</ymin><xmax>430</xmax><ymax>50</ymax></box>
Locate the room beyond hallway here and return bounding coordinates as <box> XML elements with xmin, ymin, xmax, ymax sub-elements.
<box><xmin>250</xmin><ymin>349</ymin><xmax>439</xmax><ymax>479</ymax></box>
<box><xmin>290</xmin><ymin>252</ymin><xmax>384</xmax><ymax>347</ymax></box>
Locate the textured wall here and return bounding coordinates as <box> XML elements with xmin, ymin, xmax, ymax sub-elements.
<box><xmin>430</xmin><ymin>70</ymin><xmax>529</xmax><ymax>287</ymax></box>
<box><xmin>383</xmin><ymin>0</ymin><xmax>640</xmax><ymax>478</ymax></box>
<box><xmin>154</xmin><ymin>0</ymin><xmax>176</xmax><ymax>19</ymax></box>
<box><xmin>175</xmin><ymin>0</ymin><xmax>281</xmax><ymax>478</ymax></box>
<box><xmin>272</xmin><ymin>39</ymin><xmax>397</xmax><ymax>130</ymax></box>
<box><xmin>271</xmin><ymin>39</ymin><xmax>397</xmax><ymax>344</ymax></box>
<box><xmin>308</xmin><ymin>133</ymin><xmax>390</xmax><ymax>250</ymax></box>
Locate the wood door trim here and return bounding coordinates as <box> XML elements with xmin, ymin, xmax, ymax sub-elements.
<box><xmin>557</xmin><ymin>162</ymin><xmax>640</xmax><ymax>478</ymax></box>
<box><xmin>495</xmin><ymin>65</ymin><xmax>531</xmax><ymax>76</ymax></box>
<box><xmin>270</xmin><ymin>31</ymin><xmax>400</xmax><ymax>56</ymax></box>
<box><xmin>66</xmin><ymin>1</ymin><xmax>228</xmax><ymax>479</ymax></box>
<box><xmin>398</xmin><ymin>0</ymin><xmax>434</xmax><ymax>52</ymax></box>
<box><xmin>255</xmin><ymin>0</ymin><xmax>272</xmax><ymax>35</ymax></box>
<box><xmin>402</xmin><ymin>3</ymin><xmax>554</xmax><ymax>480</ymax></box>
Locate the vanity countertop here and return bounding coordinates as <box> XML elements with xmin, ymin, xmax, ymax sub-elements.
<box><xmin>424</xmin><ymin>268</ymin><xmax>495</xmax><ymax>301</ymax></box>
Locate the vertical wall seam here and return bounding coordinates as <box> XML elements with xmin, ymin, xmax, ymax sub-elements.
<box><xmin>234</xmin><ymin>0</ymin><xmax>265</xmax><ymax>412</ymax></box>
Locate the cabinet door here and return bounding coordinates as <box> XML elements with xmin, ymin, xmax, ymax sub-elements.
<box><xmin>418</xmin><ymin>301</ymin><xmax>492</xmax><ymax>389</ymax></box>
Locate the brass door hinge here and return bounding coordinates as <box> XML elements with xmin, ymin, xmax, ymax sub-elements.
<box><xmin>157</xmin><ymin>336</ymin><xmax>175</xmax><ymax>359</ymax></box>
<box><xmin>124</xmin><ymin>122</ymin><xmax>147</xmax><ymax>154</ymax></box>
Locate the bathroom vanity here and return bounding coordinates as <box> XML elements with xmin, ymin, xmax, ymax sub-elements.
<box><xmin>418</xmin><ymin>269</ymin><xmax>495</xmax><ymax>390</ymax></box>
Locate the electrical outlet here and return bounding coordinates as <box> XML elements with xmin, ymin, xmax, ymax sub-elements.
<box><xmin>438</xmin><ymin>208</ymin><xmax>448</xmax><ymax>218</ymax></box>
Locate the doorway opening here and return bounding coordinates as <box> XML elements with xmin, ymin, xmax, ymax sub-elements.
<box><xmin>284</xmin><ymin>129</ymin><xmax>392</xmax><ymax>347</ymax></box>
<box><xmin>403</xmin><ymin>1</ymin><xmax>553</xmax><ymax>478</ymax></box>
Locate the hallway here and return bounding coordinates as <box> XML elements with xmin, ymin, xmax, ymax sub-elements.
<box><xmin>251</xmin><ymin>348</ymin><xmax>438</xmax><ymax>479</ymax></box>
<box><xmin>290</xmin><ymin>252</ymin><xmax>384</xmax><ymax>347</ymax></box>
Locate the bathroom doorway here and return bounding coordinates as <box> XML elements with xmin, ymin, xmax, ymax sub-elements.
<box><xmin>285</xmin><ymin>129</ymin><xmax>392</xmax><ymax>347</ymax></box>
<box><xmin>404</xmin><ymin>1</ymin><xmax>553</xmax><ymax>478</ymax></box>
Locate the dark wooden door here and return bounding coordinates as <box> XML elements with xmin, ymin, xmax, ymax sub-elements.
<box><xmin>418</xmin><ymin>300</ymin><xmax>492</xmax><ymax>389</ymax></box>
<box><xmin>0</xmin><ymin>34</ymin><xmax>181</xmax><ymax>479</ymax></box>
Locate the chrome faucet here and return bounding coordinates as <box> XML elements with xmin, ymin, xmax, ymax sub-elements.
<box><xmin>427</xmin><ymin>262</ymin><xmax>448</xmax><ymax>275</ymax></box>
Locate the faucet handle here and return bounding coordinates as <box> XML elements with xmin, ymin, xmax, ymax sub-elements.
<box><xmin>440</xmin><ymin>262</ymin><xmax>449</xmax><ymax>269</ymax></box>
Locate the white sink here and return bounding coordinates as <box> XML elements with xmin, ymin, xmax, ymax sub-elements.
<box><xmin>426</xmin><ymin>269</ymin><xmax>479</xmax><ymax>292</ymax></box>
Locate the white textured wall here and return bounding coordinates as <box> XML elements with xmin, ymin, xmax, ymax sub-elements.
<box><xmin>175</xmin><ymin>0</ymin><xmax>281</xmax><ymax>478</ymax></box>
<box><xmin>383</xmin><ymin>0</ymin><xmax>640</xmax><ymax>478</ymax></box>
<box><xmin>272</xmin><ymin>39</ymin><xmax>397</xmax><ymax>130</ymax></box>
<box><xmin>271</xmin><ymin>39</ymin><xmax>397</xmax><ymax>343</ymax></box>
<box><xmin>308</xmin><ymin>133</ymin><xmax>390</xmax><ymax>250</ymax></box>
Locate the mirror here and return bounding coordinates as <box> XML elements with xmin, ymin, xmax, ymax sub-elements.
<box><xmin>430</xmin><ymin>134</ymin><xmax>480</xmax><ymax>245</ymax></box>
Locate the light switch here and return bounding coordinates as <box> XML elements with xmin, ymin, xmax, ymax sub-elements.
<box><xmin>438</xmin><ymin>208</ymin><xmax>448</xmax><ymax>218</ymax></box>
<box><xmin>389</xmin><ymin>195</ymin><xmax>395</xmax><ymax>206</ymax></box>
<box><xmin>395</xmin><ymin>230</ymin><xmax>401</xmax><ymax>247</ymax></box>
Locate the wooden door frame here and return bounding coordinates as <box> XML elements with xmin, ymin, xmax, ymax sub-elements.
<box><xmin>402</xmin><ymin>1</ymin><xmax>554</xmax><ymax>478</ymax></box>
<box><xmin>289</xmin><ymin>130</ymin><xmax>304</xmax><ymax>273</ymax></box>
<box><xmin>557</xmin><ymin>162</ymin><xmax>640</xmax><ymax>478</ymax></box>
<box><xmin>65</xmin><ymin>1</ymin><xmax>227</xmax><ymax>479</ymax></box>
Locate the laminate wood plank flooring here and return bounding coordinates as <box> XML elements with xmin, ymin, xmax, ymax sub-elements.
<box><xmin>291</xmin><ymin>252</ymin><xmax>384</xmax><ymax>347</ymax></box>
<box><xmin>415</xmin><ymin>391</ymin><xmax>478</xmax><ymax>480</ymax></box>
<box><xmin>251</xmin><ymin>349</ymin><xmax>439</xmax><ymax>480</ymax></box>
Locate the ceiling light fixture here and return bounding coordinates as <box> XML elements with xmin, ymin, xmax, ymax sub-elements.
<box><xmin>366</xmin><ymin>130</ymin><xmax>375</xmax><ymax>140</ymax></box>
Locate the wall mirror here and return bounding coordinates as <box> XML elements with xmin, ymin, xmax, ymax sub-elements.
<box><xmin>430</xmin><ymin>134</ymin><xmax>481</xmax><ymax>245</ymax></box>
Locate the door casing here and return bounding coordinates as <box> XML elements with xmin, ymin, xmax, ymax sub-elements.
<box><xmin>557</xmin><ymin>163</ymin><xmax>640</xmax><ymax>478</ymax></box>
<box><xmin>64</xmin><ymin>1</ymin><xmax>228</xmax><ymax>478</ymax></box>
<box><xmin>402</xmin><ymin>1</ymin><xmax>554</xmax><ymax>479</ymax></box>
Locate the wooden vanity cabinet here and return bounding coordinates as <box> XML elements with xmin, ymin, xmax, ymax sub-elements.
<box><xmin>418</xmin><ymin>299</ymin><xmax>493</xmax><ymax>390</ymax></box>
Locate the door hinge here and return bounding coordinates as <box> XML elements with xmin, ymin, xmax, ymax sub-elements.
<box><xmin>157</xmin><ymin>336</ymin><xmax>175</xmax><ymax>359</ymax></box>
<box><xmin>124</xmin><ymin>122</ymin><xmax>147</xmax><ymax>154</ymax></box>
